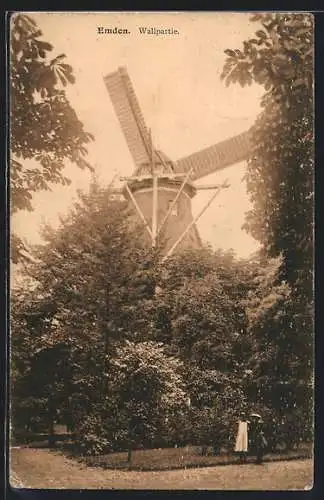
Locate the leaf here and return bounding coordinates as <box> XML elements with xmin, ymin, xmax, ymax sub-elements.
<box><xmin>250</xmin><ymin>14</ymin><xmax>263</xmax><ymax>22</ymax></box>
<box><xmin>234</xmin><ymin>49</ymin><xmax>244</xmax><ymax>58</ymax></box>
<box><xmin>256</xmin><ymin>30</ymin><xmax>267</xmax><ymax>39</ymax></box>
<box><xmin>50</xmin><ymin>53</ymin><xmax>67</xmax><ymax>65</ymax></box>
<box><xmin>224</xmin><ymin>49</ymin><xmax>236</xmax><ymax>57</ymax></box>
<box><xmin>36</xmin><ymin>40</ymin><xmax>53</xmax><ymax>52</ymax></box>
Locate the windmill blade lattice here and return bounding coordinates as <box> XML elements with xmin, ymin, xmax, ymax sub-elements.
<box><xmin>104</xmin><ymin>67</ymin><xmax>154</xmax><ymax>171</ymax></box>
<box><xmin>174</xmin><ymin>130</ymin><xmax>251</xmax><ymax>181</ymax></box>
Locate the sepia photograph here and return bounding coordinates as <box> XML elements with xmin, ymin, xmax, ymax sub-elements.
<box><xmin>9</xmin><ymin>11</ymin><xmax>314</xmax><ymax>490</ymax></box>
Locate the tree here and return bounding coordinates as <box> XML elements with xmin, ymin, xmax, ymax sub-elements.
<box><xmin>170</xmin><ymin>272</ymin><xmax>236</xmax><ymax>371</ymax></box>
<box><xmin>156</xmin><ymin>248</ymin><xmax>258</xmax><ymax>374</ymax></box>
<box><xmin>10</xmin><ymin>180</ymin><xmax>160</xmax><ymax>448</ymax></box>
<box><xmin>151</xmin><ymin>249</ymin><xmax>259</xmax><ymax>447</ymax></box>
<box><xmin>11</xmin><ymin>279</ymin><xmax>74</xmax><ymax>445</ymax></box>
<box><xmin>221</xmin><ymin>13</ymin><xmax>314</xmax><ymax>298</ymax></box>
<box><xmin>221</xmin><ymin>14</ymin><xmax>314</xmax><ymax>447</ymax></box>
<box><xmin>10</xmin><ymin>13</ymin><xmax>94</xmax><ymax>262</ymax></box>
<box><xmin>110</xmin><ymin>341</ymin><xmax>187</xmax><ymax>463</ymax></box>
<box><xmin>245</xmin><ymin>255</ymin><xmax>313</xmax><ymax>448</ymax></box>
<box><xmin>32</xmin><ymin>181</ymin><xmax>159</xmax><ymax>347</ymax></box>
<box><xmin>188</xmin><ymin>385</ymin><xmax>248</xmax><ymax>455</ymax></box>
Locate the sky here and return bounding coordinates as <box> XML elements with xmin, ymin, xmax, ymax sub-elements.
<box><xmin>12</xmin><ymin>11</ymin><xmax>265</xmax><ymax>258</ymax></box>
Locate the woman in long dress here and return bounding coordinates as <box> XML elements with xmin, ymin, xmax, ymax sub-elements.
<box><xmin>234</xmin><ymin>414</ymin><xmax>250</xmax><ymax>463</ymax></box>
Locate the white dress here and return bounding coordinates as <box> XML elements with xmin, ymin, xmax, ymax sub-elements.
<box><xmin>235</xmin><ymin>420</ymin><xmax>249</xmax><ymax>452</ymax></box>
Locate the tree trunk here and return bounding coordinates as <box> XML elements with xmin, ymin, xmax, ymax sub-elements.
<box><xmin>127</xmin><ymin>446</ymin><xmax>132</xmax><ymax>466</ymax></box>
<box><xmin>48</xmin><ymin>419</ymin><xmax>56</xmax><ymax>447</ymax></box>
<box><xmin>201</xmin><ymin>444</ymin><xmax>208</xmax><ymax>456</ymax></box>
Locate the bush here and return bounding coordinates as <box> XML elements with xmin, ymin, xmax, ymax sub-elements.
<box><xmin>73</xmin><ymin>413</ymin><xmax>113</xmax><ymax>456</ymax></box>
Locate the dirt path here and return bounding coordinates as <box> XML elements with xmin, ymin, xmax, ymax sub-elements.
<box><xmin>10</xmin><ymin>448</ymin><xmax>313</xmax><ymax>490</ymax></box>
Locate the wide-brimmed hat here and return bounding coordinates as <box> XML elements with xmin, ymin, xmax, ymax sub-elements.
<box><xmin>250</xmin><ymin>412</ymin><xmax>262</xmax><ymax>419</ymax></box>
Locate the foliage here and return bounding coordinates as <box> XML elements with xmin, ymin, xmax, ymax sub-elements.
<box><xmin>10</xmin><ymin>181</ymin><xmax>159</xmax><ymax>445</ymax></box>
<box><xmin>147</xmin><ymin>249</ymin><xmax>260</xmax><ymax>449</ymax></box>
<box><xmin>221</xmin><ymin>13</ymin><xmax>314</xmax><ymax>448</ymax></box>
<box><xmin>170</xmin><ymin>273</ymin><xmax>235</xmax><ymax>371</ymax></box>
<box><xmin>244</xmin><ymin>255</ymin><xmax>313</xmax><ymax>447</ymax></box>
<box><xmin>27</xmin><ymin>180</ymin><xmax>157</xmax><ymax>344</ymax></box>
<box><xmin>11</xmin><ymin>181</ymin><xmax>313</xmax><ymax>455</ymax></box>
<box><xmin>72</xmin><ymin>411</ymin><xmax>114</xmax><ymax>455</ymax></box>
<box><xmin>65</xmin><ymin>341</ymin><xmax>187</xmax><ymax>456</ymax></box>
<box><xmin>221</xmin><ymin>12</ymin><xmax>314</xmax><ymax>296</ymax></box>
<box><xmin>156</xmin><ymin>249</ymin><xmax>259</xmax><ymax>390</ymax></box>
<box><xmin>190</xmin><ymin>385</ymin><xmax>249</xmax><ymax>453</ymax></box>
<box><xmin>10</xmin><ymin>13</ymin><xmax>94</xmax><ymax>262</ymax></box>
<box><xmin>109</xmin><ymin>341</ymin><xmax>187</xmax><ymax>459</ymax></box>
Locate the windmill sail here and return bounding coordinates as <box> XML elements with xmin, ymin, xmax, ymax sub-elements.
<box><xmin>174</xmin><ymin>130</ymin><xmax>251</xmax><ymax>181</ymax></box>
<box><xmin>104</xmin><ymin>67</ymin><xmax>153</xmax><ymax>169</ymax></box>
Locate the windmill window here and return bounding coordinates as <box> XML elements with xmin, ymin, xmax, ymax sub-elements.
<box><xmin>168</xmin><ymin>200</ymin><xmax>178</xmax><ymax>216</ymax></box>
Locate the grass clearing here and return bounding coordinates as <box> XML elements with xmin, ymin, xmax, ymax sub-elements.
<box><xmin>24</xmin><ymin>441</ymin><xmax>311</xmax><ymax>471</ymax></box>
<box><xmin>10</xmin><ymin>447</ymin><xmax>314</xmax><ymax>490</ymax></box>
<box><xmin>81</xmin><ymin>443</ymin><xmax>312</xmax><ymax>470</ymax></box>
<box><xmin>13</xmin><ymin>440</ymin><xmax>313</xmax><ymax>471</ymax></box>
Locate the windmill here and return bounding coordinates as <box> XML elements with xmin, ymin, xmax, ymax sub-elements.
<box><xmin>104</xmin><ymin>67</ymin><xmax>251</xmax><ymax>261</ymax></box>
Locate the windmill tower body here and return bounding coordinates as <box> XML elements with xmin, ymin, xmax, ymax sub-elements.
<box><xmin>124</xmin><ymin>172</ymin><xmax>201</xmax><ymax>254</ymax></box>
<box><xmin>104</xmin><ymin>67</ymin><xmax>251</xmax><ymax>258</ymax></box>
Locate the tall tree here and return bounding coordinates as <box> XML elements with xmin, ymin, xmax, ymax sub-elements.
<box><xmin>221</xmin><ymin>14</ymin><xmax>314</xmax><ymax>447</ymax></box>
<box><xmin>221</xmin><ymin>13</ymin><xmax>314</xmax><ymax>298</ymax></box>
<box><xmin>244</xmin><ymin>255</ymin><xmax>313</xmax><ymax>447</ymax></box>
<box><xmin>10</xmin><ymin>180</ymin><xmax>159</xmax><ymax>446</ymax></box>
<box><xmin>152</xmin><ymin>248</ymin><xmax>258</xmax><ymax>446</ymax></box>
<box><xmin>10</xmin><ymin>13</ymin><xmax>94</xmax><ymax>262</ymax></box>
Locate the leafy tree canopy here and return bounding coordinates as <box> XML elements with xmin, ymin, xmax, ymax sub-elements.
<box><xmin>10</xmin><ymin>14</ymin><xmax>94</xmax><ymax>262</ymax></box>
<box><xmin>221</xmin><ymin>13</ymin><xmax>314</xmax><ymax>298</ymax></box>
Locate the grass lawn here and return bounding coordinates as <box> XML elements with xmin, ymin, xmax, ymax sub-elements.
<box><xmin>80</xmin><ymin>443</ymin><xmax>312</xmax><ymax>471</ymax></box>
<box><xmin>10</xmin><ymin>447</ymin><xmax>314</xmax><ymax>490</ymax></box>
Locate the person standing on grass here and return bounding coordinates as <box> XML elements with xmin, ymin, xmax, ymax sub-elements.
<box><xmin>255</xmin><ymin>421</ymin><xmax>268</xmax><ymax>464</ymax></box>
<box><xmin>234</xmin><ymin>412</ymin><xmax>250</xmax><ymax>463</ymax></box>
<box><xmin>249</xmin><ymin>413</ymin><xmax>267</xmax><ymax>464</ymax></box>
